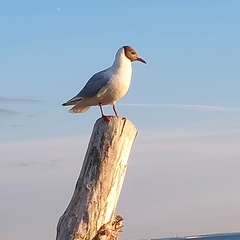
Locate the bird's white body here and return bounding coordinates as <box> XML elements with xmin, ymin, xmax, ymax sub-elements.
<box><xmin>62</xmin><ymin>45</ymin><xmax>146</xmax><ymax>116</ymax></box>
<box><xmin>84</xmin><ymin>49</ymin><xmax>131</xmax><ymax>105</ymax></box>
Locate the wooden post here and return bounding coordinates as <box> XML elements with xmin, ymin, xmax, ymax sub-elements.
<box><xmin>56</xmin><ymin>116</ymin><xmax>138</xmax><ymax>240</ymax></box>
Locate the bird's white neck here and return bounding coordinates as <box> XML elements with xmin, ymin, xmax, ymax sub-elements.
<box><xmin>112</xmin><ymin>47</ymin><xmax>132</xmax><ymax>70</ymax></box>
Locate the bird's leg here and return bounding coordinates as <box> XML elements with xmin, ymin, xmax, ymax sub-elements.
<box><xmin>99</xmin><ymin>103</ymin><xmax>110</xmax><ymax>122</ymax></box>
<box><xmin>99</xmin><ymin>103</ymin><xmax>104</xmax><ymax>117</ymax></box>
<box><xmin>113</xmin><ymin>104</ymin><xmax>118</xmax><ymax>116</ymax></box>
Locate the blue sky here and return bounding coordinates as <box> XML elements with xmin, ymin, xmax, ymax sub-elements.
<box><xmin>1</xmin><ymin>1</ymin><xmax>240</xmax><ymax>239</ymax></box>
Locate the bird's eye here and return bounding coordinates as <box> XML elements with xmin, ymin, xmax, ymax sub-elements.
<box><xmin>130</xmin><ymin>51</ymin><xmax>135</xmax><ymax>55</ymax></box>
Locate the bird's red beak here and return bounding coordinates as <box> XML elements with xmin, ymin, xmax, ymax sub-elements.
<box><xmin>137</xmin><ymin>57</ymin><xmax>147</xmax><ymax>64</ymax></box>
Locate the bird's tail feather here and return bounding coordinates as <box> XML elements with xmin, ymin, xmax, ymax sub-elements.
<box><xmin>62</xmin><ymin>100</ymin><xmax>80</xmax><ymax>106</ymax></box>
<box><xmin>68</xmin><ymin>102</ymin><xmax>90</xmax><ymax>113</ymax></box>
<box><xmin>62</xmin><ymin>96</ymin><xmax>83</xmax><ymax>106</ymax></box>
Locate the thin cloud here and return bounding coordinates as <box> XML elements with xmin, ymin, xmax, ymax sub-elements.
<box><xmin>0</xmin><ymin>109</ymin><xmax>17</xmax><ymax>115</ymax></box>
<box><xmin>0</xmin><ymin>96</ymin><xmax>43</xmax><ymax>103</ymax></box>
<box><xmin>0</xmin><ymin>136</ymin><xmax>87</xmax><ymax>170</ymax></box>
<box><xmin>17</xmin><ymin>159</ymin><xmax>59</xmax><ymax>168</ymax></box>
<box><xmin>27</xmin><ymin>113</ymin><xmax>45</xmax><ymax>118</ymax></box>
<box><xmin>119</xmin><ymin>103</ymin><xmax>240</xmax><ymax>112</ymax></box>
<box><xmin>12</xmin><ymin>124</ymin><xmax>23</xmax><ymax>128</ymax></box>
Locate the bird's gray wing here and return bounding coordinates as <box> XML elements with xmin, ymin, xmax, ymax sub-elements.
<box><xmin>62</xmin><ymin>70</ymin><xmax>110</xmax><ymax>106</ymax></box>
<box><xmin>79</xmin><ymin>69</ymin><xmax>110</xmax><ymax>98</ymax></box>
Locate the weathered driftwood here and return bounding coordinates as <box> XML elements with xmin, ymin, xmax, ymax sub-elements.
<box><xmin>56</xmin><ymin>116</ymin><xmax>138</xmax><ymax>240</ymax></box>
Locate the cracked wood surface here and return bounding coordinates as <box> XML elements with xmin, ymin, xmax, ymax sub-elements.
<box><xmin>56</xmin><ymin>116</ymin><xmax>137</xmax><ymax>240</ymax></box>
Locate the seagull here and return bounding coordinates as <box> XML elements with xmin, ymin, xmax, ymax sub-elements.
<box><xmin>62</xmin><ymin>46</ymin><xmax>146</xmax><ymax>119</ymax></box>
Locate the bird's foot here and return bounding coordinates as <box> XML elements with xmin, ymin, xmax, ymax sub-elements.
<box><xmin>102</xmin><ymin>115</ymin><xmax>111</xmax><ymax>122</ymax></box>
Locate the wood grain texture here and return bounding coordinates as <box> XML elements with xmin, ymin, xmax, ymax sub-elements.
<box><xmin>56</xmin><ymin>116</ymin><xmax>138</xmax><ymax>240</ymax></box>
